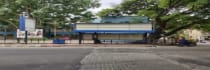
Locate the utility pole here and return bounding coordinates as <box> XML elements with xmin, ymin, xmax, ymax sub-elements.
<box><xmin>3</xmin><ymin>25</ymin><xmax>7</xmax><ymax>44</ymax></box>
<box><xmin>53</xmin><ymin>21</ymin><xmax>57</xmax><ymax>39</ymax></box>
<box><xmin>23</xmin><ymin>12</ymin><xmax>28</xmax><ymax>44</ymax></box>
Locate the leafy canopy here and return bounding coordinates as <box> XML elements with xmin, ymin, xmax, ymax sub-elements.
<box><xmin>0</xmin><ymin>0</ymin><xmax>100</xmax><ymax>30</ymax></box>
<box><xmin>98</xmin><ymin>0</ymin><xmax>210</xmax><ymax>39</ymax></box>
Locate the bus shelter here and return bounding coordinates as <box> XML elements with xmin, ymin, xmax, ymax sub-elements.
<box><xmin>73</xmin><ymin>23</ymin><xmax>154</xmax><ymax>44</ymax></box>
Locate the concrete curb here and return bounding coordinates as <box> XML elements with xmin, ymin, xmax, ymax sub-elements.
<box><xmin>0</xmin><ymin>44</ymin><xmax>153</xmax><ymax>47</ymax></box>
<box><xmin>0</xmin><ymin>44</ymin><xmax>208</xmax><ymax>48</ymax></box>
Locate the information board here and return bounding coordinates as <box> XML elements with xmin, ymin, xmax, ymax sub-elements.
<box><xmin>17</xmin><ymin>29</ymin><xmax>43</xmax><ymax>38</ymax></box>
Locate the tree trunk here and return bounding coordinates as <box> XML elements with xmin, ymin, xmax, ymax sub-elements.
<box><xmin>147</xmin><ymin>19</ymin><xmax>165</xmax><ymax>44</ymax></box>
<box><xmin>147</xmin><ymin>32</ymin><xmax>162</xmax><ymax>44</ymax></box>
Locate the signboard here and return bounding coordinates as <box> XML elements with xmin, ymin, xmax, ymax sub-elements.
<box><xmin>25</xmin><ymin>18</ymin><xmax>36</xmax><ymax>31</ymax></box>
<box><xmin>19</xmin><ymin>15</ymin><xmax>25</xmax><ymax>31</ymax></box>
<box><xmin>76</xmin><ymin>23</ymin><xmax>153</xmax><ymax>31</ymax></box>
<box><xmin>17</xmin><ymin>29</ymin><xmax>43</xmax><ymax>38</ymax></box>
<box><xmin>19</xmin><ymin>15</ymin><xmax>36</xmax><ymax>31</ymax></box>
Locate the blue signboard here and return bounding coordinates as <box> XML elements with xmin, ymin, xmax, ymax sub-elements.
<box><xmin>19</xmin><ymin>15</ymin><xmax>25</xmax><ymax>31</ymax></box>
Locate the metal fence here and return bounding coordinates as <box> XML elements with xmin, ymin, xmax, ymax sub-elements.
<box><xmin>0</xmin><ymin>39</ymin><xmax>147</xmax><ymax>44</ymax></box>
<box><xmin>0</xmin><ymin>39</ymin><xmax>94</xmax><ymax>44</ymax></box>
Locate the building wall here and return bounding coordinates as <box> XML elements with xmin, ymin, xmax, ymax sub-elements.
<box><xmin>181</xmin><ymin>29</ymin><xmax>203</xmax><ymax>40</ymax></box>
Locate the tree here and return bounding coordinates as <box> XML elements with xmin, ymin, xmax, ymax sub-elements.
<box><xmin>0</xmin><ymin>0</ymin><xmax>20</xmax><ymax>30</ymax></box>
<box><xmin>0</xmin><ymin>0</ymin><xmax>100</xmax><ymax>31</ymax></box>
<box><xmin>97</xmin><ymin>8</ymin><xmax>121</xmax><ymax>17</ymax></box>
<box><xmin>98</xmin><ymin>0</ymin><xmax>210</xmax><ymax>41</ymax></box>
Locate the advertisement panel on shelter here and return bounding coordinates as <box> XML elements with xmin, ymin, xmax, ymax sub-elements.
<box><xmin>17</xmin><ymin>29</ymin><xmax>43</xmax><ymax>38</ymax></box>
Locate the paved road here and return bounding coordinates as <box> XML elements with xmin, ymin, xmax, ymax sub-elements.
<box><xmin>0</xmin><ymin>47</ymin><xmax>209</xmax><ymax>70</ymax></box>
<box><xmin>0</xmin><ymin>48</ymin><xmax>92</xmax><ymax>70</ymax></box>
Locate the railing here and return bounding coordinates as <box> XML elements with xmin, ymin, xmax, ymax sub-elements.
<box><xmin>0</xmin><ymin>39</ymin><xmax>94</xmax><ymax>44</ymax></box>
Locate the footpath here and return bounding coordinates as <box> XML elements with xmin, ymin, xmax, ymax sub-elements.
<box><xmin>0</xmin><ymin>44</ymin><xmax>154</xmax><ymax>48</ymax></box>
<box><xmin>0</xmin><ymin>40</ymin><xmax>209</xmax><ymax>48</ymax></box>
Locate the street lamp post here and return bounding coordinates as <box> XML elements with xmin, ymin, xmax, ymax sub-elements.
<box><xmin>53</xmin><ymin>21</ymin><xmax>57</xmax><ymax>39</ymax></box>
<box><xmin>23</xmin><ymin>12</ymin><xmax>28</xmax><ymax>44</ymax></box>
<box><xmin>3</xmin><ymin>25</ymin><xmax>7</xmax><ymax>44</ymax></box>
<box><xmin>0</xmin><ymin>25</ymin><xmax>2</xmax><ymax>43</ymax></box>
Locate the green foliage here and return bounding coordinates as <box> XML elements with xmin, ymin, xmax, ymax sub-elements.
<box><xmin>0</xmin><ymin>0</ymin><xmax>100</xmax><ymax>30</ymax></box>
<box><xmin>187</xmin><ymin>0</ymin><xmax>209</xmax><ymax>10</ymax></box>
<box><xmin>201</xmin><ymin>23</ymin><xmax>210</xmax><ymax>31</ymax></box>
<box><xmin>137</xmin><ymin>10</ymin><xmax>158</xmax><ymax>18</ymax></box>
<box><xmin>158</xmin><ymin>0</ymin><xmax>169</xmax><ymax>9</ymax></box>
<box><xmin>96</xmin><ymin>9</ymin><xmax>119</xmax><ymax>17</ymax></box>
<box><xmin>97</xmin><ymin>0</ymin><xmax>210</xmax><ymax>39</ymax></box>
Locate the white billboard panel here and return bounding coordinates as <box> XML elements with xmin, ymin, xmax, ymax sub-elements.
<box><xmin>76</xmin><ymin>23</ymin><xmax>152</xmax><ymax>31</ymax></box>
<box><xmin>25</xmin><ymin>18</ymin><xmax>36</xmax><ymax>31</ymax></box>
<box><xmin>17</xmin><ymin>29</ymin><xmax>43</xmax><ymax>38</ymax></box>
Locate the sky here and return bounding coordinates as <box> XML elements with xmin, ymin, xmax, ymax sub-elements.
<box><xmin>89</xmin><ymin>0</ymin><xmax>123</xmax><ymax>13</ymax></box>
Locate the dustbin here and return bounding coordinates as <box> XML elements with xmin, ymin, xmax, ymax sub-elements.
<box><xmin>53</xmin><ymin>39</ymin><xmax>65</xmax><ymax>44</ymax></box>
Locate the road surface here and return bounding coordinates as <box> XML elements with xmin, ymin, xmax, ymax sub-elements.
<box><xmin>0</xmin><ymin>47</ymin><xmax>209</xmax><ymax>70</ymax></box>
